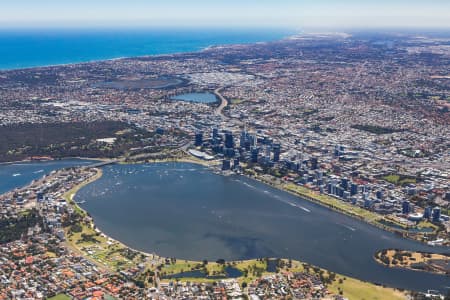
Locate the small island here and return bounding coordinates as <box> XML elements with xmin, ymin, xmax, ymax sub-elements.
<box><xmin>375</xmin><ymin>249</ymin><xmax>450</xmax><ymax>276</ymax></box>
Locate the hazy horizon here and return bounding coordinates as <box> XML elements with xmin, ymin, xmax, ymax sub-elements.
<box><xmin>1</xmin><ymin>0</ymin><xmax>449</xmax><ymax>30</ymax></box>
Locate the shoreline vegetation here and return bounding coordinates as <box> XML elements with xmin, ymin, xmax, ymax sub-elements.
<box><xmin>2</xmin><ymin>152</ymin><xmax>440</xmax><ymax>247</ymax></box>
<box><xmin>374</xmin><ymin>249</ymin><xmax>450</xmax><ymax>276</ymax></box>
<box><xmin>0</xmin><ymin>154</ymin><xmax>441</xmax><ymax>297</ymax></box>
<box><xmin>1</xmin><ymin>153</ymin><xmax>441</xmax><ymax>247</ymax></box>
<box><xmin>126</xmin><ymin>155</ymin><xmax>440</xmax><ymax>245</ymax></box>
<box><xmin>274</xmin><ymin>182</ymin><xmax>437</xmax><ymax>241</ymax></box>
<box><xmin>239</xmin><ymin>167</ymin><xmax>438</xmax><ymax>244</ymax></box>
<box><xmin>62</xmin><ymin>163</ymin><xmax>408</xmax><ymax>299</ymax></box>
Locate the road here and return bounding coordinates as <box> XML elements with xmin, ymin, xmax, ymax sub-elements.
<box><xmin>214</xmin><ymin>87</ymin><xmax>228</xmax><ymax>117</ymax></box>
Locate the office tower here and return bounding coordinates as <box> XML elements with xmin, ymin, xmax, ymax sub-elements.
<box><xmin>341</xmin><ymin>177</ymin><xmax>349</xmax><ymax>190</ymax></box>
<box><xmin>272</xmin><ymin>143</ymin><xmax>281</xmax><ymax>162</ymax></box>
<box><xmin>251</xmin><ymin>147</ymin><xmax>259</xmax><ymax>163</ymax></box>
<box><xmin>233</xmin><ymin>158</ymin><xmax>240</xmax><ymax>169</ymax></box>
<box><xmin>432</xmin><ymin>207</ymin><xmax>441</xmax><ymax>222</ymax></box>
<box><xmin>423</xmin><ymin>206</ymin><xmax>432</xmax><ymax>219</ymax></box>
<box><xmin>222</xmin><ymin>159</ymin><xmax>231</xmax><ymax>171</ymax></box>
<box><xmin>194</xmin><ymin>131</ymin><xmax>203</xmax><ymax>147</ymax></box>
<box><xmin>402</xmin><ymin>200</ymin><xmax>410</xmax><ymax>214</ymax></box>
<box><xmin>350</xmin><ymin>183</ymin><xmax>358</xmax><ymax>196</ymax></box>
<box><xmin>224</xmin><ymin>131</ymin><xmax>234</xmax><ymax>148</ymax></box>
<box><xmin>212</xmin><ymin>127</ymin><xmax>219</xmax><ymax>140</ymax></box>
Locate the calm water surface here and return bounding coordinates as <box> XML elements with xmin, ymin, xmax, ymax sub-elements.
<box><xmin>171</xmin><ymin>92</ymin><xmax>218</xmax><ymax>103</ymax></box>
<box><xmin>0</xmin><ymin>28</ymin><xmax>293</xmax><ymax>70</ymax></box>
<box><xmin>0</xmin><ymin>159</ymin><xmax>96</xmax><ymax>194</ymax></box>
<box><xmin>76</xmin><ymin>162</ymin><xmax>450</xmax><ymax>292</ymax></box>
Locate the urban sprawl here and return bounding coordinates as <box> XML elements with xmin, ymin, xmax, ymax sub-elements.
<box><xmin>0</xmin><ymin>32</ymin><xmax>449</xmax><ymax>299</ymax></box>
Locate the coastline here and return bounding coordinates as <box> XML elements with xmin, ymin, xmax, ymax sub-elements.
<box><xmin>0</xmin><ymin>31</ymin><xmax>297</xmax><ymax>72</ymax></box>
<box><xmin>63</xmin><ymin>167</ymin><xmax>164</xmax><ymax>271</ymax></box>
<box><xmin>237</xmin><ymin>171</ymin><xmax>443</xmax><ymax>246</ymax></box>
<box><xmin>0</xmin><ymin>156</ymin><xmax>107</xmax><ymax>166</ymax></box>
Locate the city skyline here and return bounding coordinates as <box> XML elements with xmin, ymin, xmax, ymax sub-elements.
<box><xmin>1</xmin><ymin>0</ymin><xmax>450</xmax><ymax>29</ymax></box>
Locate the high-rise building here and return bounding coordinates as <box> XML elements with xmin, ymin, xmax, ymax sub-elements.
<box><xmin>423</xmin><ymin>206</ymin><xmax>432</xmax><ymax>219</ymax></box>
<box><xmin>251</xmin><ymin>147</ymin><xmax>259</xmax><ymax>163</ymax></box>
<box><xmin>222</xmin><ymin>159</ymin><xmax>231</xmax><ymax>171</ymax></box>
<box><xmin>336</xmin><ymin>186</ymin><xmax>344</xmax><ymax>197</ymax></box>
<box><xmin>350</xmin><ymin>183</ymin><xmax>358</xmax><ymax>196</ymax></box>
<box><xmin>224</xmin><ymin>131</ymin><xmax>234</xmax><ymax>149</ymax></box>
<box><xmin>341</xmin><ymin>178</ymin><xmax>349</xmax><ymax>190</ymax></box>
<box><xmin>233</xmin><ymin>158</ymin><xmax>240</xmax><ymax>169</ymax></box>
<box><xmin>240</xmin><ymin>130</ymin><xmax>252</xmax><ymax>150</ymax></box>
<box><xmin>194</xmin><ymin>131</ymin><xmax>203</xmax><ymax>147</ymax></box>
<box><xmin>432</xmin><ymin>207</ymin><xmax>441</xmax><ymax>222</ymax></box>
<box><xmin>249</xmin><ymin>134</ymin><xmax>257</xmax><ymax>148</ymax></box>
<box><xmin>224</xmin><ymin>148</ymin><xmax>235</xmax><ymax>158</ymax></box>
<box><xmin>402</xmin><ymin>200</ymin><xmax>410</xmax><ymax>214</ymax></box>
<box><xmin>212</xmin><ymin>127</ymin><xmax>219</xmax><ymax>140</ymax></box>
<box><xmin>272</xmin><ymin>143</ymin><xmax>281</xmax><ymax>162</ymax></box>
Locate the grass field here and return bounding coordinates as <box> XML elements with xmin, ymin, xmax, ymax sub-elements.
<box><xmin>284</xmin><ymin>183</ymin><xmax>380</xmax><ymax>222</ymax></box>
<box><xmin>375</xmin><ymin>249</ymin><xmax>450</xmax><ymax>275</ymax></box>
<box><xmin>328</xmin><ymin>274</ymin><xmax>407</xmax><ymax>300</ymax></box>
<box><xmin>233</xmin><ymin>260</ymin><xmax>268</xmax><ymax>284</ymax></box>
<box><xmin>159</xmin><ymin>259</ymin><xmax>269</xmax><ymax>284</ymax></box>
<box><xmin>63</xmin><ymin>169</ymin><xmax>150</xmax><ymax>271</ymax></box>
<box><xmin>382</xmin><ymin>174</ymin><xmax>416</xmax><ymax>186</ymax></box>
<box><xmin>47</xmin><ymin>294</ymin><xmax>71</xmax><ymax>300</ymax></box>
<box><xmin>65</xmin><ymin>221</ymin><xmax>143</xmax><ymax>270</ymax></box>
<box><xmin>160</xmin><ymin>260</ymin><xmax>199</xmax><ymax>275</ymax></box>
<box><xmin>63</xmin><ymin>169</ymin><xmax>103</xmax><ymax>217</ymax></box>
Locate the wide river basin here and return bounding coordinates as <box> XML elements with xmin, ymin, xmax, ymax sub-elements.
<box><xmin>76</xmin><ymin>162</ymin><xmax>450</xmax><ymax>292</ymax></box>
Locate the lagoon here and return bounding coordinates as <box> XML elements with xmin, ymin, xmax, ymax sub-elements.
<box><xmin>171</xmin><ymin>92</ymin><xmax>218</xmax><ymax>104</ymax></box>
<box><xmin>76</xmin><ymin>162</ymin><xmax>450</xmax><ymax>292</ymax></box>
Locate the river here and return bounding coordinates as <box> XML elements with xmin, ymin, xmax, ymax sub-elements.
<box><xmin>0</xmin><ymin>159</ymin><xmax>97</xmax><ymax>195</ymax></box>
<box><xmin>74</xmin><ymin>162</ymin><xmax>450</xmax><ymax>292</ymax></box>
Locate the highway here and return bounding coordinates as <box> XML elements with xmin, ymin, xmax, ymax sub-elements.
<box><xmin>214</xmin><ymin>87</ymin><xmax>228</xmax><ymax>117</ymax></box>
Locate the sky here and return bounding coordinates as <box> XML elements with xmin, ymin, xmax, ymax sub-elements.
<box><xmin>1</xmin><ymin>0</ymin><xmax>449</xmax><ymax>29</ymax></box>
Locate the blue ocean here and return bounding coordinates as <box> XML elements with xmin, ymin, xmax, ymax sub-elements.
<box><xmin>0</xmin><ymin>28</ymin><xmax>293</xmax><ymax>70</ymax></box>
